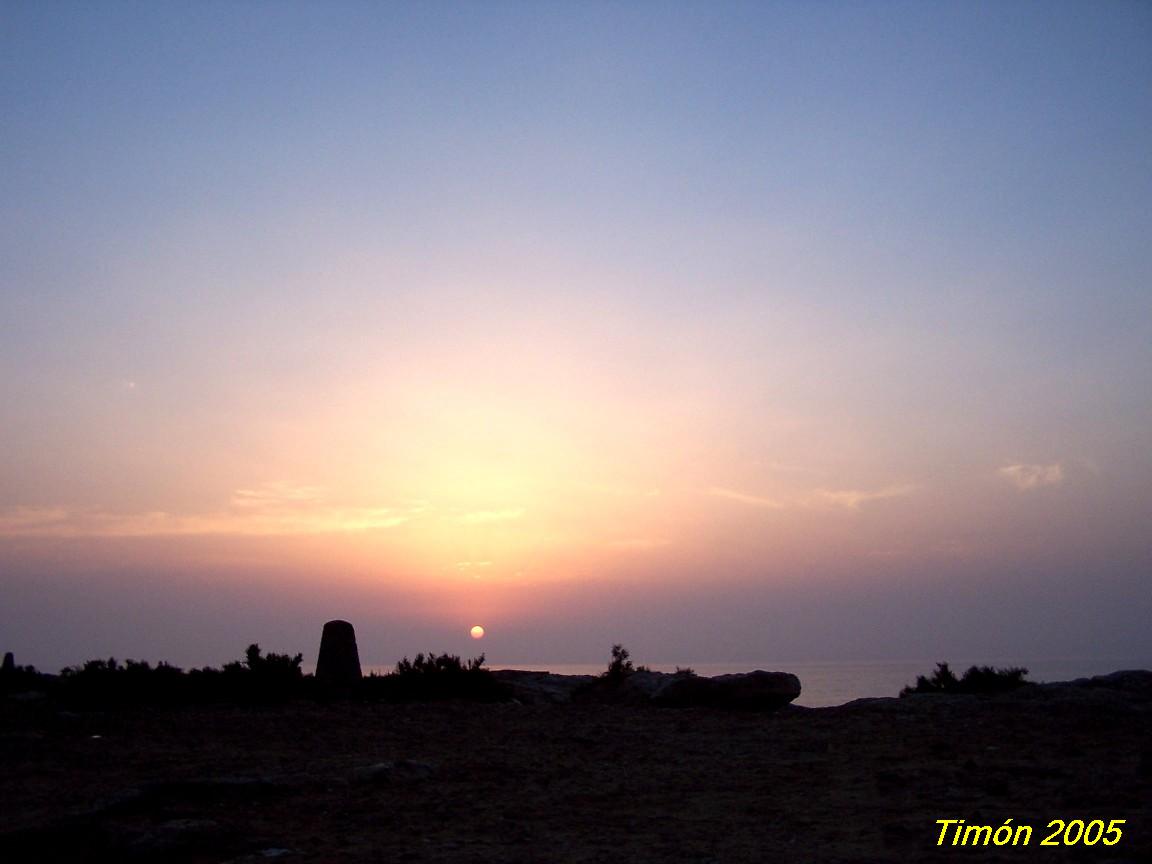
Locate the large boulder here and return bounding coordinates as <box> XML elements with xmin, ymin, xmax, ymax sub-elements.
<box><xmin>614</xmin><ymin>669</ymin><xmax>681</xmax><ymax>704</ymax></box>
<box><xmin>656</xmin><ymin>670</ymin><xmax>801</xmax><ymax>710</ymax></box>
<box><xmin>1065</xmin><ymin>669</ymin><xmax>1152</xmax><ymax>695</ymax></box>
<box><xmin>571</xmin><ymin>668</ymin><xmax>801</xmax><ymax>710</ymax></box>
<box><xmin>315</xmin><ymin>620</ymin><xmax>362</xmax><ymax>687</ymax></box>
<box><xmin>492</xmin><ymin>670</ymin><xmax>599</xmax><ymax>704</ymax></box>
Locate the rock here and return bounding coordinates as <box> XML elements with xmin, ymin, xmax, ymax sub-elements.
<box><xmin>1067</xmin><ymin>669</ymin><xmax>1152</xmax><ymax>695</ymax></box>
<box><xmin>615</xmin><ymin>669</ymin><xmax>676</xmax><ymax>703</ymax></box>
<box><xmin>140</xmin><ymin>776</ymin><xmax>282</xmax><ymax>802</ymax></box>
<box><xmin>219</xmin><ymin>849</ymin><xmax>296</xmax><ymax>864</ymax></box>
<box><xmin>657</xmin><ymin>670</ymin><xmax>801</xmax><ymax>710</ymax></box>
<box><xmin>572</xmin><ymin>668</ymin><xmax>801</xmax><ymax>710</ymax></box>
<box><xmin>126</xmin><ymin>818</ymin><xmax>236</xmax><ymax>855</ymax></box>
<box><xmin>652</xmin><ymin>673</ymin><xmax>720</xmax><ymax>706</ymax></box>
<box><xmin>569</xmin><ymin>669</ymin><xmax>683</xmax><ymax>705</ymax></box>
<box><xmin>352</xmin><ymin>759</ymin><xmax>437</xmax><ymax>784</ymax></box>
<box><xmin>492</xmin><ymin>670</ymin><xmax>599</xmax><ymax>704</ymax></box>
<box><xmin>315</xmin><ymin>620</ymin><xmax>361</xmax><ymax>688</ymax></box>
<box><xmin>8</xmin><ymin>690</ymin><xmax>46</xmax><ymax>702</ymax></box>
<box><xmin>712</xmin><ymin>670</ymin><xmax>802</xmax><ymax>709</ymax></box>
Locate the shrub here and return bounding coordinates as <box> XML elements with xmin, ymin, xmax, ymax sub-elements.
<box><xmin>0</xmin><ymin>658</ymin><xmax>45</xmax><ymax>694</ymax></box>
<box><xmin>901</xmin><ymin>662</ymin><xmax>1030</xmax><ymax>697</ymax></box>
<box><xmin>54</xmin><ymin>644</ymin><xmax>305</xmax><ymax>705</ymax></box>
<box><xmin>955</xmin><ymin>664</ymin><xmax>1030</xmax><ymax>693</ymax></box>
<box><xmin>244</xmin><ymin>643</ymin><xmax>303</xmax><ymax>679</ymax></box>
<box><xmin>394</xmin><ymin>651</ymin><xmax>486</xmax><ymax>676</ymax></box>
<box><xmin>57</xmin><ymin>657</ymin><xmax>188</xmax><ymax>704</ymax></box>
<box><xmin>187</xmin><ymin>643</ymin><xmax>305</xmax><ymax>702</ymax></box>
<box><xmin>362</xmin><ymin>652</ymin><xmax>506</xmax><ymax>702</ymax></box>
<box><xmin>603</xmin><ymin>644</ymin><xmax>635</xmax><ymax>682</ymax></box>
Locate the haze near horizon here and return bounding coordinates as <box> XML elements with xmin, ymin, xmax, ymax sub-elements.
<box><xmin>2</xmin><ymin>2</ymin><xmax>1150</xmax><ymax>672</ymax></box>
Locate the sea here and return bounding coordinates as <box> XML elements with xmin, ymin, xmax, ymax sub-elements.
<box><xmin>358</xmin><ymin>656</ymin><xmax>1151</xmax><ymax>708</ymax></box>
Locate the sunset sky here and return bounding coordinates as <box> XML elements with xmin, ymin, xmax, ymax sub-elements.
<box><xmin>2</xmin><ymin>2</ymin><xmax>1150</xmax><ymax>671</ymax></box>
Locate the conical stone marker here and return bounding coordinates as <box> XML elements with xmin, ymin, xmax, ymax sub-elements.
<box><xmin>316</xmin><ymin>620</ymin><xmax>362</xmax><ymax>687</ymax></box>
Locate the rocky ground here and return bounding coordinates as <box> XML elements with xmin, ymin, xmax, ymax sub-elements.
<box><xmin>1</xmin><ymin>672</ymin><xmax>1149</xmax><ymax>863</ymax></box>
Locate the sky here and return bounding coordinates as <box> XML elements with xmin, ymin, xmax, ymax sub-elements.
<box><xmin>2</xmin><ymin>1</ymin><xmax>1151</xmax><ymax>672</ymax></box>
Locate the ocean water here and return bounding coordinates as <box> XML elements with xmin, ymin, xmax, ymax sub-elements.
<box><xmin>360</xmin><ymin>656</ymin><xmax>1150</xmax><ymax>708</ymax></box>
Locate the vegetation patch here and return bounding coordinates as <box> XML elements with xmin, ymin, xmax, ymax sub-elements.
<box><xmin>362</xmin><ymin>652</ymin><xmax>508</xmax><ymax>703</ymax></box>
<box><xmin>900</xmin><ymin>662</ymin><xmax>1031</xmax><ymax>696</ymax></box>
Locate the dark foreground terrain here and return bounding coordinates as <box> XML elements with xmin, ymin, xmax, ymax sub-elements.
<box><xmin>2</xmin><ymin>672</ymin><xmax>1149</xmax><ymax>863</ymax></box>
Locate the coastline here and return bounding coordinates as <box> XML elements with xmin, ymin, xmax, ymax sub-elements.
<box><xmin>352</xmin><ymin>657</ymin><xmax>1152</xmax><ymax>707</ymax></box>
<box><xmin>2</xmin><ymin>669</ymin><xmax>1148</xmax><ymax>862</ymax></box>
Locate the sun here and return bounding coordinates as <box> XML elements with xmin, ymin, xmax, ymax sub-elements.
<box><xmin>470</xmin><ymin>625</ymin><xmax>485</xmax><ymax>640</ymax></box>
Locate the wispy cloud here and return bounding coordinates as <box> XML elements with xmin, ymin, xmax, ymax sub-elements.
<box><xmin>0</xmin><ymin>483</ymin><xmax>421</xmax><ymax>538</ymax></box>
<box><xmin>0</xmin><ymin>507</ymin><xmax>72</xmax><ymax>533</ymax></box>
<box><xmin>606</xmin><ymin>537</ymin><xmax>670</xmax><ymax>551</ymax></box>
<box><xmin>575</xmin><ymin>481</ymin><xmax>661</xmax><ymax>498</ymax></box>
<box><xmin>455</xmin><ymin>508</ymin><xmax>525</xmax><ymax>525</ymax></box>
<box><xmin>998</xmin><ymin>463</ymin><xmax>1064</xmax><ymax>491</ymax></box>
<box><xmin>807</xmin><ymin>485</ymin><xmax>916</xmax><ymax>509</ymax></box>
<box><xmin>231</xmin><ymin>483</ymin><xmax>327</xmax><ymax>507</ymax></box>
<box><xmin>751</xmin><ymin>460</ymin><xmax>815</xmax><ymax>475</ymax></box>
<box><xmin>707</xmin><ymin>487</ymin><xmax>785</xmax><ymax>508</ymax></box>
<box><xmin>707</xmin><ymin>484</ymin><xmax>914</xmax><ymax>511</ymax></box>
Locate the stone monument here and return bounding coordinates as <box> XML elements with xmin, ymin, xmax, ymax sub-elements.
<box><xmin>315</xmin><ymin>620</ymin><xmax>362</xmax><ymax>687</ymax></box>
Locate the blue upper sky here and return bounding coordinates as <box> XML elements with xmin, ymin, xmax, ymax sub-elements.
<box><xmin>2</xmin><ymin>2</ymin><xmax>1150</xmax><ymax>668</ymax></box>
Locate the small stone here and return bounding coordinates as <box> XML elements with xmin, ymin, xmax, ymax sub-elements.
<box><xmin>352</xmin><ymin>759</ymin><xmax>437</xmax><ymax>784</ymax></box>
<box><xmin>127</xmin><ymin>818</ymin><xmax>233</xmax><ymax>855</ymax></box>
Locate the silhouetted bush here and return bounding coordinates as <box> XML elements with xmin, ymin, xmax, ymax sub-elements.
<box><xmin>0</xmin><ymin>658</ymin><xmax>45</xmax><ymax>695</ymax></box>
<box><xmin>360</xmin><ymin>652</ymin><xmax>507</xmax><ymax>702</ymax></box>
<box><xmin>603</xmin><ymin>644</ymin><xmax>635</xmax><ymax>682</ymax></box>
<box><xmin>243</xmin><ymin>643</ymin><xmax>305</xmax><ymax>697</ymax></box>
<box><xmin>51</xmin><ymin>644</ymin><xmax>305</xmax><ymax>705</ymax></box>
<box><xmin>569</xmin><ymin>644</ymin><xmax>663</xmax><ymax>703</ymax></box>
<box><xmin>10</xmin><ymin>644</ymin><xmax>512</xmax><ymax>706</ymax></box>
<box><xmin>184</xmin><ymin>643</ymin><xmax>305</xmax><ymax>703</ymax></box>
<box><xmin>900</xmin><ymin>662</ymin><xmax>1030</xmax><ymax>697</ymax></box>
<box><xmin>56</xmin><ymin>658</ymin><xmax>187</xmax><ymax>704</ymax></box>
<box><xmin>394</xmin><ymin>651</ymin><xmax>487</xmax><ymax>677</ymax></box>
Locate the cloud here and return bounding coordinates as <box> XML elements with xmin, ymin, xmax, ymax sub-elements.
<box><xmin>0</xmin><ymin>507</ymin><xmax>71</xmax><ymax>533</ymax></box>
<box><xmin>231</xmin><ymin>483</ymin><xmax>327</xmax><ymax>507</ymax></box>
<box><xmin>707</xmin><ymin>484</ymin><xmax>914</xmax><ymax>511</ymax></box>
<box><xmin>998</xmin><ymin>463</ymin><xmax>1064</xmax><ymax>491</ymax></box>
<box><xmin>455</xmin><ymin>508</ymin><xmax>525</xmax><ymax>525</ymax></box>
<box><xmin>806</xmin><ymin>485</ymin><xmax>916</xmax><ymax>509</ymax></box>
<box><xmin>0</xmin><ymin>484</ymin><xmax>421</xmax><ymax>538</ymax></box>
<box><xmin>752</xmin><ymin>460</ymin><xmax>815</xmax><ymax>475</ymax></box>
<box><xmin>606</xmin><ymin>537</ymin><xmax>670</xmax><ymax>551</ymax></box>
<box><xmin>707</xmin><ymin>487</ymin><xmax>785</xmax><ymax>508</ymax></box>
<box><xmin>575</xmin><ymin>481</ymin><xmax>660</xmax><ymax>497</ymax></box>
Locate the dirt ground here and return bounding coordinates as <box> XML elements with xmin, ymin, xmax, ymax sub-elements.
<box><xmin>2</xmin><ymin>679</ymin><xmax>1149</xmax><ymax>863</ymax></box>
